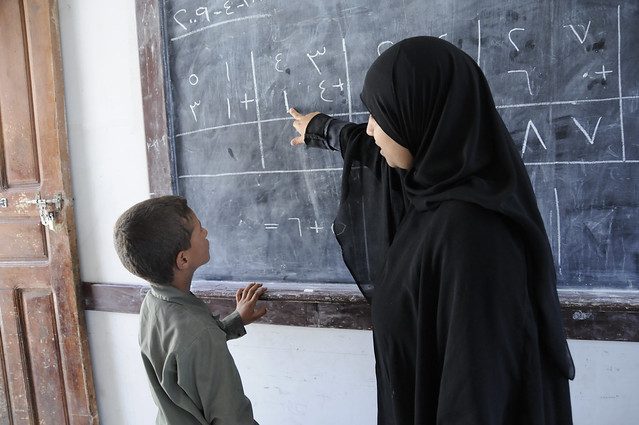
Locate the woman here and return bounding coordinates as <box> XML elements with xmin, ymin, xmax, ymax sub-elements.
<box><xmin>289</xmin><ymin>37</ymin><xmax>574</xmax><ymax>424</ymax></box>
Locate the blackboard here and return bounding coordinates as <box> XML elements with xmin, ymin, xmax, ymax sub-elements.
<box><xmin>159</xmin><ymin>0</ymin><xmax>639</xmax><ymax>289</ymax></box>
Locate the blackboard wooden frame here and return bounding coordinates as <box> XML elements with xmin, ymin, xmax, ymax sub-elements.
<box><xmin>82</xmin><ymin>281</ymin><xmax>639</xmax><ymax>341</ymax></box>
<box><xmin>80</xmin><ymin>0</ymin><xmax>639</xmax><ymax>342</ymax></box>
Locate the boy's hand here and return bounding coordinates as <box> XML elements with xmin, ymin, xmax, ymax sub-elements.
<box><xmin>235</xmin><ymin>283</ymin><xmax>267</xmax><ymax>325</ymax></box>
<box><xmin>289</xmin><ymin>108</ymin><xmax>319</xmax><ymax>146</ymax></box>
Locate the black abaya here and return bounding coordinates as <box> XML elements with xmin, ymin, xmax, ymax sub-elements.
<box><xmin>372</xmin><ymin>201</ymin><xmax>572</xmax><ymax>424</ymax></box>
<box><xmin>303</xmin><ymin>36</ymin><xmax>574</xmax><ymax>424</ymax></box>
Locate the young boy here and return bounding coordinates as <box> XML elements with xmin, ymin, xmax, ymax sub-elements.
<box><xmin>114</xmin><ymin>195</ymin><xmax>266</xmax><ymax>424</ymax></box>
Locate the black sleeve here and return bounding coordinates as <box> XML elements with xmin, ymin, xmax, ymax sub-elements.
<box><xmin>304</xmin><ymin>113</ymin><xmax>342</xmax><ymax>151</ymax></box>
<box><xmin>304</xmin><ymin>113</ymin><xmax>384</xmax><ymax>173</ymax></box>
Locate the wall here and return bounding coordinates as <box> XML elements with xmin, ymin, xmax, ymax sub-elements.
<box><xmin>57</xmin><ymin>0</ymin><xmax>639</xmax><ymax>424</ymax></box>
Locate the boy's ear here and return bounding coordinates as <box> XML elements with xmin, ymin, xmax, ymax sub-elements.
<box><xmin>175</xmin><ymin>250</ymin><xmax>189</xmax><ymax>271</ymax></box>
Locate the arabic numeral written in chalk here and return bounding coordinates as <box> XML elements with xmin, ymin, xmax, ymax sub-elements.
<box><xmin>318</xmin><ymin>78</ymin><xmax>344</xmax><ymax>102</ymax></box>
<box><xmin>319</xmin><ymin>80</ymin><xmax>333</xmax><ymax>102</ymax></box>
<box><xmin>377</xmin><ymin>41</ymin><xmax>394</xmax><ymax>56</ymax></box>
<box><xmin>173</xmin><ymin>9</ymin><xmax>188</xmax><ymax>30</ymax></box>
<box><xmin>223</xmin><ymin>0</ymin><xmax>234</xmax><ymax>15</ymax></box>
<box><xmin>189</xmin><ymin>101</ymin><xmax>201</xmax><ymax>122</ymax></box>
<box><xmin>195</xmin><ymin>7</ymin><xmax>211</xmax><ymax>22</ymax></box>
<box><xmin>174</xmin><ymin>2</ymin><xmax>267</xmax><ymax>30</ymax></box>
<box><xmin>172</xmin><ymin>7</ymin><xmax>212</xmax><ymax>31</ymax></box>
<box><xmin>307</xmin><ymin>47</ymin><xmax>327</xmax><ymax>75</ymax></box>
<box><xmin>275</xmin><ymin>53</ymin><xmax>286</xmax><ymax>73</ymax></box>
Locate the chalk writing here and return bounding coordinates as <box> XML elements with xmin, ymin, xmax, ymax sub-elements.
<box><xmin>521</xmin><ymin>120</ymin><xmax>546</xmax><ymax>156</ymax></box>
<box><xmin>508</xmin><ymin>69</ymin><xmax>533</xmax><ymax>96</ymax></box>
<box><xmin>563</xmin><ymin>21</ymin><xmax>591</xmax><ymax>44</ymax></box>
<box><xmin>189</xmin><ymin>101</ymin><xmax>200</xmax><ymax>122</ymax></box>
<box><xmin>319</xmin><ymin>80</ymin><xmax>333</xmax><ymax>102</ymax></box>
<box><xmin>288</xmin><ymin>218</ymin><xmax>302</xmax><ymax>237</ymax></box>
<box><xmin>572</xmin><ymin>116</ymin><xmax>602</xmax><ymax>145</ymax></box>
<box><xmin>240</xmin><ymin>93</ymin><xmax>255</xmax><ymax>110</ymax></box>
<box><xmin>508</xmin><ymin>28</ymin><xmax>525</xmax><ymax>51</ymax></box>
<box><xmin>275</xmin><ymin>53</ymin><xmax>285</xmax><ymax>72</ymax></box>
<box><xmin>595</xmin><ymin>65</ymin><xmax>613</xmax><ymax>80</ymax></box>
<box><xmin>377</xmin><ymin>41</ymin><xmax>394</xmax><ymax>56</ymax></box>
<box><xmin>283</xmin><ymin>90</ymin><xmax>290</xmax><ymax>112</ymax></box>
<box><xmin>164</xmin><ymin>2</ymin><xmax>638</xmax><ymax>286</ymax></box>
<box><xmin>307</xmin><ymin>47</ymin><xmax>327</xmax><ymax>75</ymax></box>
<box><xmin>309</xmin><ymin>221</ymin><xmax>324</xmax><ymax>233</ymax></box>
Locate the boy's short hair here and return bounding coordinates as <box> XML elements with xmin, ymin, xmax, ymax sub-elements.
<box><xmin>114</xmin><ymin>196</ymin><xmax>194</xmax><ymax>285</ymax></box>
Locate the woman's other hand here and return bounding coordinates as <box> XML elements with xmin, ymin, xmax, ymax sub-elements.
<box><xmin>288</xmin><ymin>108</ymin><xmax>319</xmax><ymax>146</ymax></box>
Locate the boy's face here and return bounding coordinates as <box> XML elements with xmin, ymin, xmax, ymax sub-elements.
<box><xmin>184</xmin><ymin>212</ymin><xmax>211</xmax><ymax>269</ymax></box>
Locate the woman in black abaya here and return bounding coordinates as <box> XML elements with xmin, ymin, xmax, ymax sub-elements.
<box><xmin>289</xmin><ymin>36</ymin><xmax>574</xmax><ymax>424</ymax></box>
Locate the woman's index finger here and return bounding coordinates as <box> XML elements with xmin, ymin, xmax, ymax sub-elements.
<box><xmin>288</xmin><ymin>108</ymin><xmax>301</xmax><ymax>118</ymax></box>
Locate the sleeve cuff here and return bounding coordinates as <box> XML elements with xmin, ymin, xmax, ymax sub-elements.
<box><xmin>304</xmin><ymin>113</ymin><xmax>345</xmax><ymax>151</ymax></box>
<box><xmin>221</xmin><ymin>310</ymin><xmax>247</xmax><ymax>340</ymax></box>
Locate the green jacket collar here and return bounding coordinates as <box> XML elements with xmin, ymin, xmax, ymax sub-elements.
<box><xmin>149</xmin><ymin>283</ymin><xmax>209</xmax><ymax>313</ymax></box>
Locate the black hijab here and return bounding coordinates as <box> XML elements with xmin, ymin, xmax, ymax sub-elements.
<box><xmin>335</xmin><ymin>36</ymin><xmax>574</xmax><ymax>379</ymax></box>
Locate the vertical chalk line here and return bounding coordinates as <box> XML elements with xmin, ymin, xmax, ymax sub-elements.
<box><xmin>342</xmin><ymin>38</ymin><xmax>353</xmax><ymax>121</ymax></box>
<box><xmin>477</xmin><ymin>19</ymin><xmax>482</xmax><ymax>66</ymax></box>
<box><xmin>250</xmin><ymin>51</ymin><xmax>265</xmax><ymax>169</ymax></box>
<box><xmin>554</xmin><ymin>188</ymin><xmax>562</xmax><ymax>273</ymax></box>
<box><xmin>617</xmin><ymin>5</ymin><xmax>626</xmax><ymax>161</ymax></box>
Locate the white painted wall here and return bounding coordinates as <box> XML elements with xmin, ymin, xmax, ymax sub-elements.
<box><xmin>58</xmin><ymin>1</ymin><xmax>639</xmax><ymax>424</ymax></box>
<box><xmin>85</xmin><ymin>311</ymin><xmax>377</xmax><ymax>425</ymax></box>
<box><xmin>84</xmin><ymin>309</ymin><xmax>639</xmax><ymax>425</ymax></box>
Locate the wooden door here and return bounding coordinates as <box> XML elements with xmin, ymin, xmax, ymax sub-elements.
<box><xmin>0</xmin><ymin>0</ymin><xmax>98</xmax><ymax>423</ymax></box>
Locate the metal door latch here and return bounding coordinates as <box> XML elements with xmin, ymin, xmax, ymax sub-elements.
<box><xmin>0</xmin><ymin>198</ymin><xmax>6</xmax><ymax>208</ymax></box>
<box><xmin>24</xmin><ymin>193</ymin><xmax>63</xmax><ymax>231</ymax></box>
